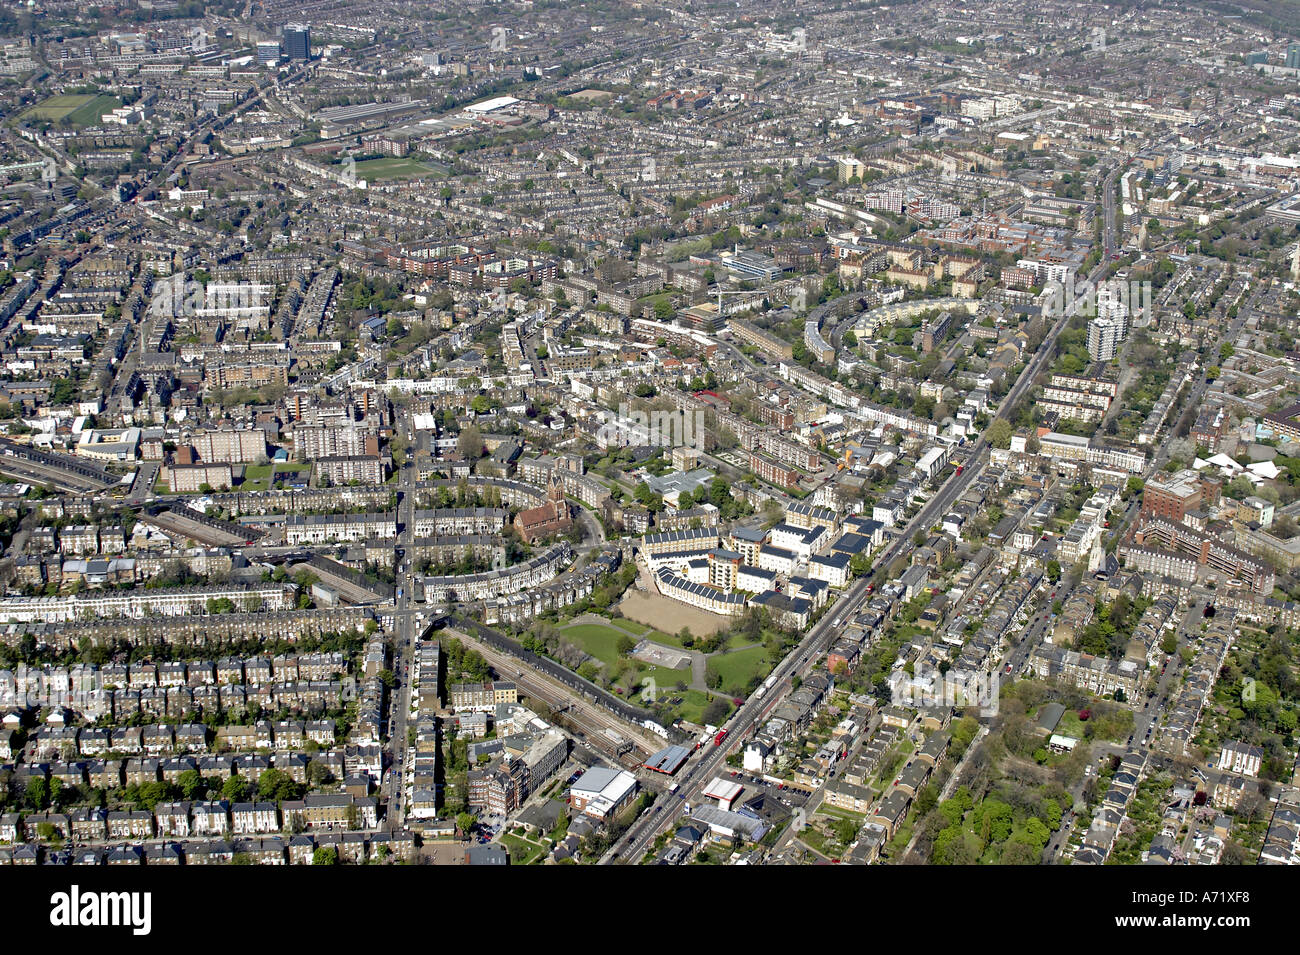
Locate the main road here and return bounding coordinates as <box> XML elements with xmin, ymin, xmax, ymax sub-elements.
<box><xmin>380</xmin><ymin>409</ymin><xmax>425</xmax><ymax>829</ymax></box>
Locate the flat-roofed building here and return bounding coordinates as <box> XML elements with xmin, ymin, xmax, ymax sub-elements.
<box><xmin>568</xmin><ymin>767</ymin><xmax>638</xmax><ymax>820</ymax></box>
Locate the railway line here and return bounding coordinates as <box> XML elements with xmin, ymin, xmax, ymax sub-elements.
<box><xmin>447</xmin><ymin>628</ymin><xmax>657</xmax><ymax>768</ymax></box>
<box><xmin>0</xmin><ymin>448</ymin><xmax>117</xmax><ymax>494</ymax></box>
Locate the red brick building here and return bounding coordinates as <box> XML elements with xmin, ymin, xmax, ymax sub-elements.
<box><xmin>1141</xmin><ymin>470</ymin><xmax>1220</xmax><ymax>523</ymax></box>
<box><xmin>513</xmin><ymin>481</ymin><xmax>572</xmax><ymax>544</ymax></box>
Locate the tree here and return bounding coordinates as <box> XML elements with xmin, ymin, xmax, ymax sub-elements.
<box><xmin>456</xmin><ymin>812</ymin><xmax>477</xmax><ymax>836</ymax></box>
<box><xmin>850</xmin><ymin>552</ymin><xmax>871</xmax><ymax>578</ymax></box>
<box><xmin>312</xmin><ymin>846</ymin><xmax>339</xmax><ymax>865</ymax></box>
<box><xmin>986</xmin><ymin>419</ymin><xmax>1013</xmax><ymax>449</ymax></box>
<box><xmin>49</xmin><ymin>378</ymin><xmax>77</xmax><ymax>405</ymax></box>
<box><xmin>25</xmin><ymin>776</ymin><xmax>47</xmax><ymax>810</ymax></box>
<box><xmin>634</xmin><ymin>482</ymin><xmax>665</xmax><ymax>513</ymax></box>
<box><xmin>704</xmin><ymin>661</ymin><xmax>722</xmax><ymax>689</ymax></box>
<box><xmin>307</xmin><ymin>759</ymin><xmax>335</xmax><ymax>786</ymax></box>
<box><xmin>222</xmin><ymin>775</ymin><xmax>248</xmax><ymax>802</ymax></box>
<box><xmin>178</xmin><ymin>769</ymin><xmax>204</xmax><ymax>800</ymax></box>
<box><xmin>702</xmin><ymin>697</ymin><xmax>730</xmax><ymax>725</ymax></box>
<box><xmin>1224</xmin><ymin>475</ymin><xmax>1253</xmax><ymax>500</ymax></box>
<box><xmin>457</xmin><ymin>425</ymin><xmax>484</xmax><ymax>459</ymax></box>
<box><xmin>258</xmin><ymin>768</ymin><xmax>303</xmax><ymax>803</ymax></box>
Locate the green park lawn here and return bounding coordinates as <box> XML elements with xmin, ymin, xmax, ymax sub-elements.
<box><xmin>1054</xmin><ymin>710</ymin><xmax>1087</xmax><ymax>738</ymax></box>
<box><xmin>499</xmin><ymin>832</ymin><xmax>548</xmax><ymax>865</ymax></box>
<box><xmin>241</xmin><ymin>463</ymin><xmax>276</xmax><ymax>491</ymax></box>
<box><xmin>708</xmin><ymin>645</ymin><xmax>773</xmax><ymax>696</ymax></box>
<box><xmin>561</xmin><ymin>623</ymin><xmax>634</xmax><ymax>666</ymax></box>
<box><xmin>670</xmin><ymin>689</ymin><xmax>731</xmax><ymax>724</ymax></box>
<box><xmin>605</xmin><ymin>616</ymin><xmax>650</xmax><ymax>637</ymax></box>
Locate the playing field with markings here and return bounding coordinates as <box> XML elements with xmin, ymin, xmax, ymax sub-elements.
<box><xmin>18</xmin><ymin>93</ymin><xmax>122</xmax><ymax>126</ymax></box>
<box><xmin>352</xmin><ymin>157</ymin><xmax>446</xmax><ymax>182</ymax></box>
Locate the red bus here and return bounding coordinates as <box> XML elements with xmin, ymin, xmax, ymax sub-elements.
<box><xmin>714</xmin><ymin>730</ymin><xmax>728</xmax><ymax>746</ymax></box>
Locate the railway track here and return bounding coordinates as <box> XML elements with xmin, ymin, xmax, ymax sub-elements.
<box><xmin>448</xmin><ymin>629</ymin><xmax>656</xmax><ymax>767</ymax></box>
<box><xmin>0</xmin><ymin>453</ymin><xmax>115</xmax><ymax>494</ymax></box>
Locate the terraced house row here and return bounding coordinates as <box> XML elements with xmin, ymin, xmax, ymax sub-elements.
<box><xmin>0</xmin><ymin>583</ymin><xmax>298</xmax><ymax>623</ymax></box>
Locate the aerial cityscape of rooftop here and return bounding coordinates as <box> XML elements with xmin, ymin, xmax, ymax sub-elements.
<box><xmin>0</xmin><ymin>0</ymin><xmax>1296</xmax><ymax>891</ymax></box>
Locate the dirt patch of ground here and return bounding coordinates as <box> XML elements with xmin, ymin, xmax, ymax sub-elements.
<box><xmin>617</xmin><ymin>589</ymin><xmax>728</xmax><ymax>637</ymax></box>
<box><xmin>419</xmin><ymin>842</ymin><xmax>469</xmax><ymax>865</ymax></box>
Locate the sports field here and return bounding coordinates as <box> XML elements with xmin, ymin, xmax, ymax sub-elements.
<box><xmin>352</xmin><ymin>157</ymin><xmax>445</xmax><ymax>182</ymax></box>
<box><xmin>19</xmin><ymin>93</ymin><xmax>122</xmax><ymax>126</ymax></box>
